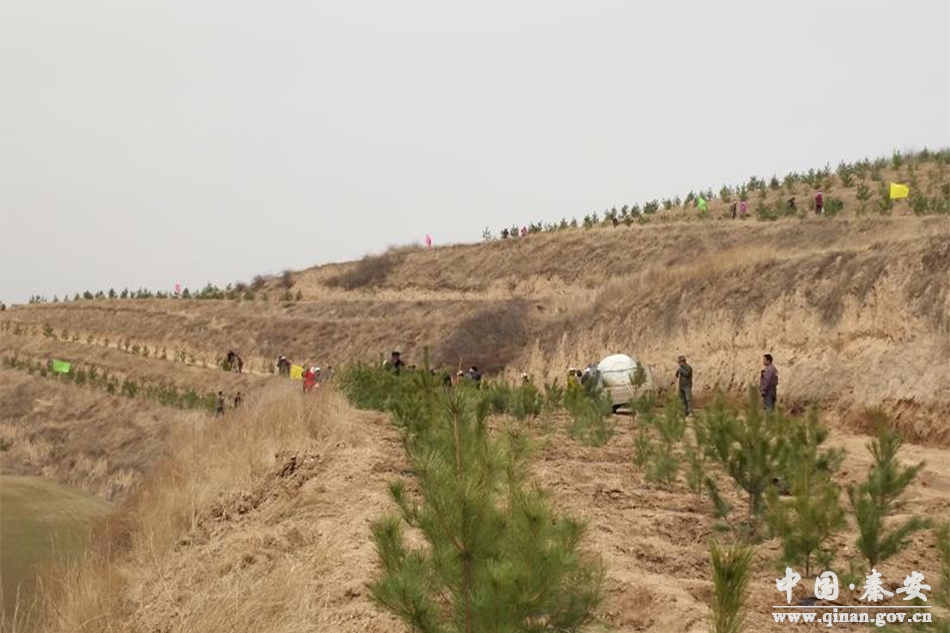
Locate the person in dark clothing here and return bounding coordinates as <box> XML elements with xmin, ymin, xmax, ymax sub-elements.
<box><xmin>730</xmin><ymin>202</ymin><xmax>738</xmax><ymax>219</ymax></box>
<box><xmin>215</xmin><ymin>391</ymin><xmax>226</xmax><ymax>416</ymax></box>
<box><xmin>814</xmin><ymin>191</ymin><xmax>824</xmax><ymax>215</ymax></box>
<box><xmin>389</xmin><ymin>351</ymin><xmax>405</xmax><ymax>374</ymax></box>
<box><xmin>236</xmin><ymin>355</ymin><xmax>244</xmax><ymax>374</ymax></box>
<box><xmin>675</xmin><ymin>355</ymin><xmax>693</xmax><ymax>416</ymax></box>
<box><xmin>787</xmin><ymin>197</ymin><xmax>796</xmax><ymax>211</ymax></box>
<box><xmin>760</xmin><ymin>354</ymin><xmax>779</xmax><ymax>411</ymax></box>
<box><xmin>468</xmin><ymin>366</ymin><xmax>482</xmax><ymax>384</ymax></box>
<box><xmin>233</xmin><ymin>392</ymin><xmax>243</xmax><ymax>408</ymax></box>
<box><xmin>501</xmin><ymin>228</ymin><xmax>509</xmax><ymax>239</ymax></box>
<box><xmin>441</xmin><ymin>371</ymin><xmax>452</xmax><ymax>390</ymax></box>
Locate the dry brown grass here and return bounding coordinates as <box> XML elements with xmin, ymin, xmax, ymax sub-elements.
<box><xmin>4</xmin><ymin>216</ymin><xmax>947</xmax><ymax>446</ymax></box>
<box><xmin>19</xmin><ymin>383</ymin><xmax>398</xmax><ymax>633</ymax></box>
<box><xmin>325</xmin><ymin>250</ymin><xmax>406</xmax><ymax>291</ymax></box>
<box><xmin>434</xmin><ymin>299</ymin><xmax>530</xmax><ymax>373</ymax></box>
<box><xmin>19</xmin><ymin>384</ymin><xmax>950</xmax><ymax>633</ymax></box>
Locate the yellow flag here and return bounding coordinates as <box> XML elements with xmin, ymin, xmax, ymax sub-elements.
<box><xmin>889</xmin><ymin>182</ymin><xmax>909</xmax><ymax>200</ymax></box>
<box><xmin>290</xmin><ymin>364</ymin><xmax>304</xmax><ymax>380</ymax></box>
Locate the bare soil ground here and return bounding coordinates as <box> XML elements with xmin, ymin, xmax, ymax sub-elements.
<box><xmin>531</xmin><ymin>414</ymin><xmax>949</xmax><ymax>632</ymax></box>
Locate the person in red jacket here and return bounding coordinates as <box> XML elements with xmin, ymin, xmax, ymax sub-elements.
<box><xmin>303</xmin><ymin>366</ymin><xmax>316</xmax><ymax>392</ymax></box>
<box><xmin>814</xmin><ymin>191</ymin><xmax>824</xmax><ymax>215</ymax></box>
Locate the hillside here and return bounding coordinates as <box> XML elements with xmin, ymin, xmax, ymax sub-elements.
<box><xmin>4</xmin><ymin>215</ymin><xmax>947</xmax><ymax>448</ymax></box>
<box><xmin>0</xmin><ymin>152</ymin><xmax>948</xmax><ymax>633</ymax></box>
<box><xmin>8</xmin><ymin>383</ymin><xmax>949</xmax><ymax>633</ymax></box>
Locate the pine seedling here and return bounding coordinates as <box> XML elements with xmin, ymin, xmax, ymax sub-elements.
<box><xmin>705</xmin><ymin>389</ymin><xmax>783</xmax><ymax>535</ymax></box>
<box><xmin>685</xmin><ymin>415</ymin><xmax>711</xmax><ymax>506</ymax></box>
<box><xmin>542</xmin><ymin>379</ymin><xmax>564</xmax><ymax>412</ymax></box>
<box><xmin>655</xmin><ymin>394</ymin><xmax>686</xmax><ymax>443</ymax></box>
<box><xmin>710</xmin><ymin>541</ymin><xmax>755</xmax><ymax>633</ymax></box>
<box><xmin>511</xmin><ymin>380</ymin><xmax>542</xmax><ymax>420</ymax></box>
<box><xmin>848</xmin><ymin>420</ymin><xmax>927</xmax><ymax>570</ymax></box>
<box><xmin>706</xmin><ymin>477</ymin><xmax>732</xmax><ymax>520</ymax></box>
<box><xmin>644</xmin><ymin>396</ymin><xmax>686</xmax><ymax>485</ymax></box>
<box><xmin>646</xmin><ymin>442</ymin><xmax>679</xmax><ymax>485</ymax></box>
<box><xmin>565</xmin><ymin>382</ymin><xmax>614</xmax><ymax>446</ymax></box>
<box><xmin>632</xmin><ymin>424</ymin><xmax>654</xmax><ymax>468</ymax></box>
<box><xmin>766</xmin><ymin>409</ymin><xmax>847</xmax><ymax>566</ymax></box>
<box><xmin>370</xmin><ymin>389</ymin><xmax>602</xmax><ymax>633</ymax></box>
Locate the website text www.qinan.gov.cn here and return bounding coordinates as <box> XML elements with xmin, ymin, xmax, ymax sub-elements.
<box><xmin>771</xmin><ymin>608</ymin><xmax>932</xmax><ymax>628</ymax></box>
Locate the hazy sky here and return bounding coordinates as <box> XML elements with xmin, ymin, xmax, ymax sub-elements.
<box><xmin>2</xmin><ymin>1</ymin><xmax>948</xmax><ymax>302</ymax></box>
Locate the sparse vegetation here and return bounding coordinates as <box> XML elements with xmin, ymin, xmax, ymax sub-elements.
<box><xmin>704</xmin><ymin>390</ymin><xmax>783</xmax><ymax>533</ymax></box>
<box><xmin>469</xmin><ymin>148</ymin><xmax>947</xmax><ymax>238</ymax></box>
<box><xmin>709</xmin><ymin>542</ymin><xmax>754</xmax><ymax>633</ymax></box>
<box><xmin>565</xmin><ymin>381</ymin><xmax>614</xmax><ymax>446</ymax></box>
<box><xmin>1</xmin><ymin>353</ymin><xmax>219</xmax><ymax>413</ymax></box>
<box><xmin>848</xmin><ymin>420</ymin><xmax>927</xmax><ymax>570</ymax></box>
<box><xmin>766</xmin><ymin>410</ymin><xmax>845</xmax><ymax>576</ymax></box>
<box><xmin>327</xmin><ymin>251</ymin><xmax>405</xmax><ymax>290</ymax></box>
<box><xmin>336</xmin><ymin>363</ymin><xmax>603</xmax><ymax>632</ymax></box>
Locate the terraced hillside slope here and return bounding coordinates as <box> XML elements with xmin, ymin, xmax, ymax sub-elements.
<box><xmin>1</xmin><ymin>153</ymin><xmax>948</xmax><ymax>633</ymax></box>
<box><xmin>5</xmin><ymin>215</ymin><xmax>948</xmax><ymax>452</ymax></box>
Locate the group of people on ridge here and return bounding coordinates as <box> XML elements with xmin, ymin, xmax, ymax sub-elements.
<box><xmin>275</xmin><ymin>355</ymin><xmax>333</xmax><ymax>392</ymax></box>
<box><xmin>224</xmin><ymin>350</ymin><xmax>244</xmax><ymax>373</ymax></box>
<box><xmin>214</xmin><ymin>390</ymin><xmax>243</xmax><ymax>416</ymax></box>
<box><xmin>218</xmin><ymin>348</ymin><xmax>781</xmax><ymax>419</ymax></box>
<box><xmin>382</xmin><ymin>351</ymin><xmax>483</xmax><ymax>388</ymax></box>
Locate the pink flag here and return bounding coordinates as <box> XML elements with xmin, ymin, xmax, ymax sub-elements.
<box><xmin>425</xmin><ymin>234</ymin><xmax>432</xmax><ymax>247</ymax></box>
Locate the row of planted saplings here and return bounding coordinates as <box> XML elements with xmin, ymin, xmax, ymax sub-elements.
<box><xmin>1</xmin><ymin>353</ymin><xmax>218</xmax><ymax>412</ymax></box>
<box><xmin>486</xmin><ymin>149</ymin><xmax>950</xmax><ymax>237</ymax></box>
<box><xmin>335</xmin><ymin>362</ymin><xmax>948</xmax><ymax>632</ymax></box>
<box><xmin>21</xmin><ymin>271</ymin><xmax>307</xmax><ymax>305</ymax></box>
<box><xmin>334</xmin><ymin>361</ymin><xmax>618</xmax><ymax>445</ymax></box>
<box><xmin>1</xmin><ymin>319</ymin><xmax>280</xmax><ymax>374</ymax></box>
<box><xmin>624</xmin><ymin>389</ymin><xmax>947</xmax><ymax>631</ymax></box>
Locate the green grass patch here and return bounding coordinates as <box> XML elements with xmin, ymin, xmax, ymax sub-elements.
<box><xmin>0</xmin><ymin>476</ymin><xmax>111</xmax><ymax>618</ymax></box>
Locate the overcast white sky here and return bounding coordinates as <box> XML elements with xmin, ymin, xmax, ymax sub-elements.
<box><xmin>2</xmin><ymin>1</ymin><xmax>948</xmax><ymax>302</ymax></box>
